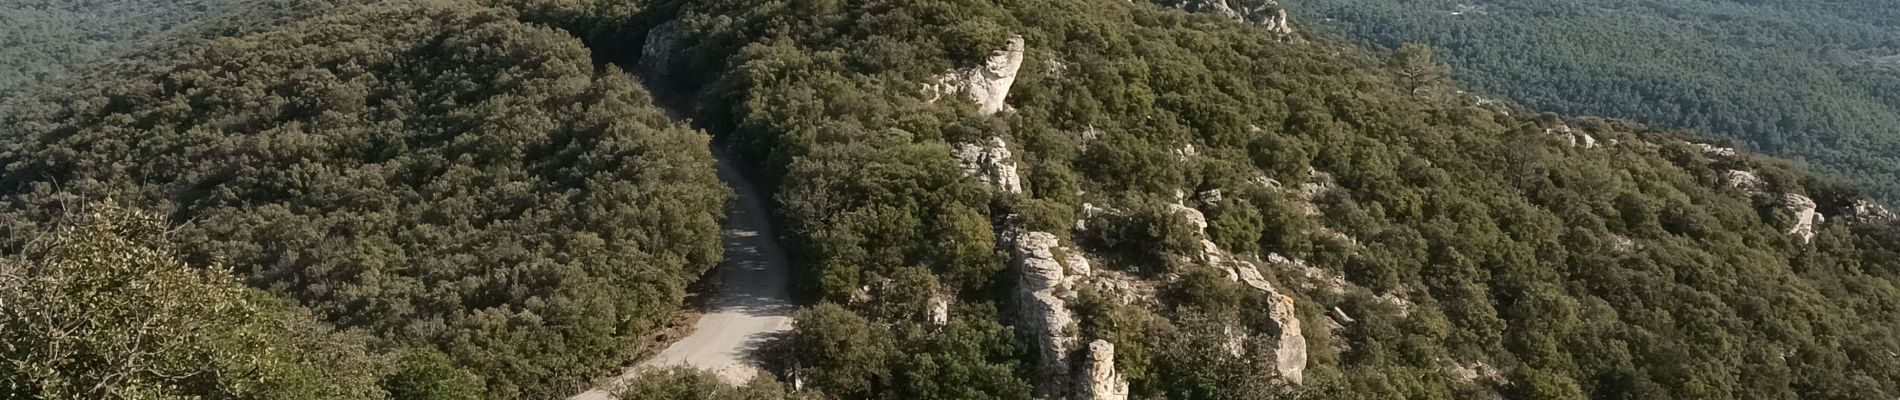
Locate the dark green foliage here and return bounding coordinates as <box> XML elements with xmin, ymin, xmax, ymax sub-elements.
<box><xmin>1282</xmin><ymin>0</ymin><xmax>1900</xmax><ymax>202</ymax></box>
<box><xmin>787</xmin><ymin>303</ymin><xmax>1033</xmax><ymax>400</ymax></box>
<box><xmin>789</xmin><ymin>303</ymin><xmax>899</xmax><ymax>398</ymax></box>
<box><xmin>0</xmin><ymin>1</ymin><xmax>728</xmax><ymax>398</ymax></box>
<box><xmin>1085</xmin><ymin>201</ymin><xmax>1204</xmax><ymax>275</ymax></box>
<box><xmin>0</xmin><ymin>204</ymin><xmax>385</xmax><ymax>399</ymax></box>
<box><xmin>616</xmin><ymin>367</ymin><xmax>807</xmax><ymax>400</ymax></box>
<box><xmin>0</xmin><ymin>0</ymin><xmax>245</xmax><ymax>97</ymax></box>
<box><xmin>582</xmin><ymin>0</ymin><xmax>1900</xmax><ymax>398</ymax></box>
<box><xmin>10</xmin><ymin>0</ymin><xmax>1900</xmax><ymax>399</ymax></box>
<box><xmin>383</xmin><ymin>349</ymin><xmax>485</xmax><ymax>400</ymax></box>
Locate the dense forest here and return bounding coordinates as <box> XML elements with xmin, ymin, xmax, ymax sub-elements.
<box><xmin>2</xmin><ymin>204</ymin><xmax>386</xmax><ymax>399</ymax></box>
<box><xmin>1280</xmin><ymin>0</ymin><xmax>1900</xmax><ymax>202</ymax></box>
<box><xmin>0</xmin><ymin>0</ymin><xmax>253</xmax><ymax>97</ymax></box>
<box><xmin>4</xmin><ymin>0</ymin><xmax>1900</xmax><ymax>399</ymax></box>
<box><xmin>583</xmin><ymin>0</ymin><xmax>1900</xmax><ymax>398</ymax></box>
<box><xmin>0</xmin><ymin>1</ymin><xmax>727</xmax><ymax>398</ymax></box>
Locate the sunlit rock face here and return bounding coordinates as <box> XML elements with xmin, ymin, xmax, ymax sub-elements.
<box><xmin>927</xmin><ymin>35</ymin><xmax>1026</xmax><ymax>116</ymax></box>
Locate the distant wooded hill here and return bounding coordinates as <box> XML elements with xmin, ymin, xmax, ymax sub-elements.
<box><xmin>1283</xmin><ymin>0</ymin><xmax>1900</xmax><ymax>202</ymax></box>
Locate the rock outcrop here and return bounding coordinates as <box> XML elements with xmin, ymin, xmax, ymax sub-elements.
<box><xmin>1782</xmin><ymin>193</ymin><xmax>1825</xmax><ymax>243</ymax></box>
<box><xmin>1075</xmin><ymin>340</ymin><xmax>1130</xmax><ymax>400</ymax></box>
<box><xmin>1848</xmin><ymin>199</ymin><xmax>1897</xmax><ymax>222</ymax></box>
<box><xmin>1006</xmin><ymin>229</ymin><xmax>1078</xmax><ymax>397</ymax></box>
<box><xmin>1720</xmin><ymin>167</ymin><xmax>1830</xmax><ymax>243</ymax></box>
<box><xmin>1172</xmin><ymin>201</ymin><xmax>1307</xmax><ymax>384</ymax></box>
<box><xmin>928</xmin><ymin>294</ymin><xmax>951</xmax><ymax>325</ymax></box>
<box><xmin>1546</xmin><ymin>124</ymin><xmax>1599</xmax><ymax>149</ymax></box>
<box><xmin>1170</xmin><ymin>0</ymin><xmax>1294</xmax><ymax>35</ymax></box>
<box><xmin>1264</xmin><ymin>292</ymin><xmax>1306</xmax><ymax>384</ymax></box>
<box><xmin>1724</xmin><ymin>169</ymin><xmax>1766</xmax><ymax>195</ymax></box>
<box><xmin>639</xmin><ymin>20</ymin><xmax>685</xmax><ymax>77</ymax></box>
<box><xmin>1449</xmin><ymin>360</ymin><xmax>1508</xmax><ymax>385</ymax></box>
<box><xmin>1692</xmin><ymin>143</ymin><xmax>1739</xmax><ymax>158</ymax></box>
<box><xmin>954</xmin><ymin>137</ymin><xmax>1023</xmax><ymax>193</ymax></box>
<box><xmin>1169</xmin><ymin>202</ymin><xmax>1209</xmax><ymax>233</ymax></box>
<box><xmin>927</xmin><ymin>35</ymin><xmax>1026</xmax><ymax>116</ymax></box>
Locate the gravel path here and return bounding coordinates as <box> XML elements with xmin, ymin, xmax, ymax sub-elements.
<box><xmin>567</xmin><ymin>146</ymin><xmax>795</xmax><ymax>399</ymax></box>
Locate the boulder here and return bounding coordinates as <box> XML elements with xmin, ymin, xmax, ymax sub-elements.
<box><xmin>639</xmin><ymin>20</ymin><xmax>685</xmax><ymax>78</ymax></box>
<box><xmin>1169</xmin><ymin>203</ymin><xmax>1209</xmax><ymax>234</ymax></box>
<box><xmin>954</xmin><ymin>137</ymin><xmax>1023</xmax><ymax>193</ymax></box>
<box><xmin>927</xmin><ymin>35</ymin><xmax>1026</xmax><ymax>116</ymax></box>
<box><xmin>1692</xmin><ymin>143</ymin><xmax>1739</xmax><ymax>158</ymax></box>
<box><xmin>1546</xmin><ymin>124</ymin><xmax>1598</xmax><ymax>148</ymax></box>
<box><xmin>1724</xmin><ymin>169</ymin><xmax>1766</xmax><ymax>195</ymax></box>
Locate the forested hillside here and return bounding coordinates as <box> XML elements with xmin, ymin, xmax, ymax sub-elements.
<box><xmin>1279</xmin><ymin>0</ymin><xmax>1900</xmax><ymax>202</ymax></box>
<box><xmin>0</xmin><ymin>0</ymin><xmax>254</xmax><ymax>97</ymax></box>
<box><xmin>0</xmin><ymin>1</ymin><xmax>727</xmax><ymax>398</ymax></box>
<box><xmin>4</xmin><ymin>0</ymin><xmax>1900</xmax><ymax>399</ymax></box>
<box><xmin>579</xmin><ymin>0</ymin><xmax>1900</xmax><ymax>398</ymax></box>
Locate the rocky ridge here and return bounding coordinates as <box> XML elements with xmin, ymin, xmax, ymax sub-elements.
<box><xmin>1704</xmin><ymin>143</ymin><xmax>1834</xmax><ymax>243</ymax></box>
<box><xmin>1164</xmin><ymin>0</ymin><xmax>1294</xmax><ymax>36</ymax></box>
<box><xmin>1168</xmin><ymin>202</ymin><xmax>1307</xmax><ymax>384</ymax></box>
<box><xmin>940</xmin><ymin>36</ymin><xmax>1131</xmax><ymax>399</ymax></box>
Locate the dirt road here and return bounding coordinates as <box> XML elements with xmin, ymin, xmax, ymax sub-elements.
<box><xmin>567</xmin><ymin>146</ymin><xmax>795</xmax><ymax>399</ymax></box>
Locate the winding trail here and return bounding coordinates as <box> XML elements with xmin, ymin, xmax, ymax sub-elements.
<box><xmin>568</xmin><ymin>145</ymin><xmax>796</xmax><ymax>399</ymax></box>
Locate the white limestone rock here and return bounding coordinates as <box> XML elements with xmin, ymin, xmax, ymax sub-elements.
<box><xmin>1066</xmin><ymin>250</ymin><xmax>1094</xmax><ymax>277</ymax></box>
<box><xmin>1265</xmin><ymin>292</ymin><xmax>1307</xmax><ymax>385</ymax></box>
<box><xmin>1197</xmin><ymin>189</ymin><xmax>1225</xmax><ymax>207</ymax></box>
<box><xmin>1076</xmin><ymin>340</ymin><xmax>1130</xmax><ymax>400</ymax></box>
<box><xmin>1546</xmin><ymin>124</ymin><xmax>1598</xmax><ymax>148</ymax></box>
<box><xmin>1783</xmin><ymin>193</ymin><xmax>1825</xmax><ymax>243</ymax></box>
<box><xmin>1848</xmin><ymin>199</ymin><xmax>1897</xmax><ymax>222</ymax></box>
<box><xmin>1692</xmin><ymin>143</ymin><xmax>1738</xmax><ymax>158</ymax></box>
<box><xmin>1171</xmin><ymin>0</ymin><xmax>1294</xmax><ymax>35</ymax></box>
<box><xmin>1724</xmin><ymin>169</ymin><xmax>1766</xmax><ymax>196</ymax></box>
<box><xmin>1188</xmin><ymin>225</ymin><xmax>1305</xmax><ymax>385</ymax></box>
<box><xmin>1252</xmin><ymin>175</ymin><xmax>1285</xmax><ymax>190</ymax></box>
<box><xmin>954</xmin><ymin>137</ymin><xmax>1023</xmax><ymax>193</ymax></box>
<box><xmin>1169</xmin><ymin>203</ymin><xmax>1209</xmax><ymax>234</ymax></box>
<box><xmin>1007</xmin><ymin>229</ymin><xmax>1078</xmax><ymax>397</ymax></box>
<box><xmin>1088</xmin><ymin>270</ymin><xmax>1157</xmax><ymax>307</ymax></box>
<box><xmin>927</xmin><ymin>35</ymin><xmax>1026</xmax><ymax>116</ymax></box>
<box><xmin>1450</xmin><ymin>360</ymin><xmax>1507</xmax><ymax>385</ymax></box>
